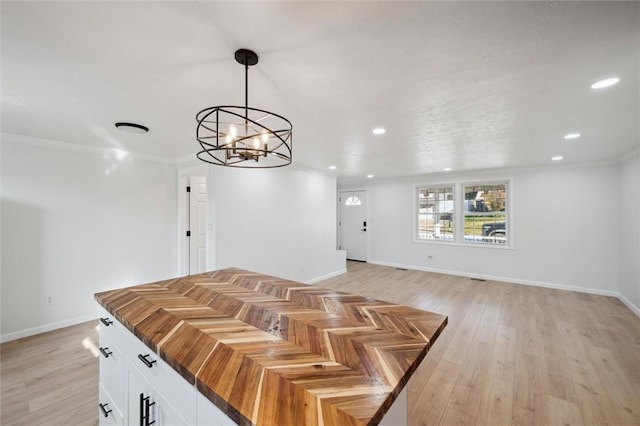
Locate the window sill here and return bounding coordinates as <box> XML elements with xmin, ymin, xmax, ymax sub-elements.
<box><xmin>412</xmin><ymin>238</ymin><xmax>514</xmax><ymax>250</ymax></box>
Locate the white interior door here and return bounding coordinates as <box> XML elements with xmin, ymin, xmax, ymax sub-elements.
<box><xmin>188</xmin><ymin>176</ymin><xmax>208</xmax><ymax>274</ymax></box>
<box><xmin>339</xmin><ymin>190</ymin><xmax>367</xmax><ymax>261</ymax></box>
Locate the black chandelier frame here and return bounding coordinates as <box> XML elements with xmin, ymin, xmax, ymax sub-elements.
<box><xmin>196</xmin><ymin>49</ymin><xmax>293</xmax><ymax>168</ymax></box>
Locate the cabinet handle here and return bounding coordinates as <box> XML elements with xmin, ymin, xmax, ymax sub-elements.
<box><xmin>137</xmin><ymin>353</ymin><xmax>157</xmax><ymax>368</ymax></box>
<box><xmin>140</xmin><ymin>393</ymin><xmax>156</xmax><ymax>426</ymax></box>
<box><xmin>99</xmin><ymin>347</ymin><xmax>113</xmax><ymax>358</ymax></box>
<box><xmin>100</xmin><ymin>317</ymin><xmax>114</xmax><ymax>326</ymax></box>
<box><xmin>139</xmin><ymin>393</ymin><xmax>144</xmax><ymax>426</ymax></box>
<box><xmin>99</xmin><ymin>402</ymin><xmax>112</xmax><ymax>417</ymax></box>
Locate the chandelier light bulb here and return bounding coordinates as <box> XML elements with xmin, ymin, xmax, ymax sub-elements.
<box><xmin>253</xmin><ymin>137</ymin><xmax>261</xmax><ymax>149</ymax></box>
<box><xmin>261</xmin><ymin>131</ymin><xmax>269</xmax><ymax>143</ymax></box>
<box><xmin>229</xmin><ymin>124</ymin><xmax>238</xmax><ymax>139</ymax></box>
<box><xmin>225</xmin><ymin>134</ymin><xmax>232</xmax><ymax>144</ymax></box>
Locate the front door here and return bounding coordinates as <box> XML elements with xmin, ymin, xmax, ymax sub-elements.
<box><xmin>339</xmin><ymin>190</ymin><xmax>367</xmax><ymax>261</ymax></box>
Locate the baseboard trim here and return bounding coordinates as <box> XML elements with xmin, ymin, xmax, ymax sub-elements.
<box><xmin>305</xmin><ymin>268</ymin><xmax>348</xmax><ymax>285</ymax></box>
<box><xmin>368</xmin><ymin>259</ymin><xmax>640</xmax><ymax>316</ymax></box>
<box><xmin>0</xmin><ymin>314</ymin><xmax>97</xmax><ymax>343</ymax></box>
<box><xmin>617</xmin><ymin>292</ymin><xmax>640</xmax><ymax>317</ymax></box>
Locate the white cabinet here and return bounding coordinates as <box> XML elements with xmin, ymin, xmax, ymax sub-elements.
<box><xmin>97</xmin><ymin>305</ymin><xmax>200</xmax><ymax>426</ymax></box>
<box><xmin>98</xmin><ymin>308</ymin><xmax>125</xmax><ymax>426</ymax></box>
<box><xmin>99</xmin><ymin>333</ymin><xmax>124</xmax><ymax>409</ymax></box>
<box><xmin>99</xmin><ymin>382</ymin><xmax>124</xmax><ymax>426</ymax></box>
<box><xmin>126</xmin><ymin>359</ymin><xmax>189</xmax><ymax>426</ymax></box>
<box><xmin>196</xmin><ymin>392</ymin><xmax>238</xmax><ymax>426</ymax></box>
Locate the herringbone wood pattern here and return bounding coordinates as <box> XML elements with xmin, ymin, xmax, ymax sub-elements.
<box><xmin>95</xmin><ymin>268</ymin><xmax>447</xmax><ymax>425</ymax></box>
<box><xmin>2</xmin><ymin>261</ymin><xmax>639</xmax><ymax>425</ymax></box>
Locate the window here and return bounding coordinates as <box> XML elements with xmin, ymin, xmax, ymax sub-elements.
<box><xmin>415</xmin><ymin>181</ymin><xmax>510</xmax><ymax>246</ymax></box>
<box><xmin>416</xmin><ymin>186</ymin><xmax>454</xmax><ymax>241</ymax></box>
<box><xmin>345</xmin><ymin>196</ymin><xmax>362</xmax><ymax>206</ymax></box>
<box><xmin>463</xmin><ymin>183</ymin><xmax>508</xmax><ymax>244</ymax></box>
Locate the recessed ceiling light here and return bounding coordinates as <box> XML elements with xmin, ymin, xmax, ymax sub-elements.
<box><xmin>329</xmin><ymin>165</ymin><xmax>336</xmax><ymax>170</ymax></box>
<box><xmin>115</xmin><ymin>122</ymin><xmax>149</xmax><ymax>134</ymax></box>
<box><xmin>372</xmin><ymin>128</ymin><xmax>386</xmax><ymax>135</ymax></box>
<box><xmin>443</xmin><ymin>167</ymin><xmax>452</xmax><ymax>171</ymax></box>
<box><xmin>552</xmin><ymin>156</ymin><xmax>563</xmax><ymax>161</ymax></box>
<box><xmin>564</xmin><ymin>133</ymin><xmax>581</xmax><ymax>140</ymax></box>
<box><xmin>367</xmin><ymin>174</ymin><xmax>374</xmax><ymax>178</ymax></box>
<box><xmin>591</xmin><ymin>77</ymin><xmax>620</xmax><ymax>89</ymax></box>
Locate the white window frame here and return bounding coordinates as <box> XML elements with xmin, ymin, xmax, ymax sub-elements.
<box><xmin>413</xmin><ymin>179</ymin><xmax>513</xmax><ymax>249</ymax></box>
<box><xmin>413</xmin><ymin>183</ymin><xmax>456</xmax><ymax>243</ymax></box>
<box><xmin>460</xmin><ymin>180</ymin><xmax>512</xmax><ymax>248</ymax></box>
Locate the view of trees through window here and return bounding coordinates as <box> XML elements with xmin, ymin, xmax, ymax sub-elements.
<box><xmin>464</xmin><ymin>184</ymin><xmax>507</xmax><ymax>244</ymax></box>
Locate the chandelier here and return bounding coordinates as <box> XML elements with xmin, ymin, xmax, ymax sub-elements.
<box><xmin>196</xmin><ymin>49</ymin><xmax>293</xmax><ymax>168</ymax></box>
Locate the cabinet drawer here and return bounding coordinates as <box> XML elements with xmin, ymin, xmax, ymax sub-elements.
<box><xmin>98</xmin><ymin>382</ymin><xmax>124</xmax><ymax>426</ymax></box>
<box><xmin>97</xmin><ymin>306</ymin><xmax>127</xmax><ymax>343</ymax></box>
<box><xmin>119</xmin><ymin>325</ymin><xmax>197</xmax><ymax>425</ymax></box>
<box><xmin>98</xmin><ymin>333</ymin><xmax>124</xmax><ymax>410</ymax></box>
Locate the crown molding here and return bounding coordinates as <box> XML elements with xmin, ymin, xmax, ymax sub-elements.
<box><xmin>1</xmin><ymin>132</ymin><xmax>175</xmax><ymax>164</ymax></box>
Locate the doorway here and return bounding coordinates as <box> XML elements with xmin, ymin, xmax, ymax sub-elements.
<box><xmin>338</xmin><ymin>190</ymin><xmax>367</xmax><ymax>261</ymax></box>
<box><xmin>178</xmin><ymin>171</ymin><xmax>209</xmax><ymax>276</ymax></box>
<box><xmin>187</xmin><ymin>176</ymin><xmax>208</xmax><ymax>274</ymax></box>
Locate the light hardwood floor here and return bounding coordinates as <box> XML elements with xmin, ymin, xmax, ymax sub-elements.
<box><xmin>1</xmin><ymin>320</ymin><xmax>99</xmax><ymax>425</ymax></box>
<box><xmin>1</xmin><ymin>261</ymin><xmax>639</xmax><ymax>425</ymax></box>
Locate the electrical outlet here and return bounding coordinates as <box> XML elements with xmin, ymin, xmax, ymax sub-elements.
<box><xmin>44</xmin><ymin>296</ymin><xmax>55</xmax><ymax>306</ymax></box>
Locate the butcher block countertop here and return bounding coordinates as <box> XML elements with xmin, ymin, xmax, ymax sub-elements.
<box><xmin>95</xmin><ymin>268</ymin><xmax>448</xmax><ymax>426</ymax></box>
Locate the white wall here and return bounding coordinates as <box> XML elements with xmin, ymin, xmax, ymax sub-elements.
<box><xmin>341</xmin><ymin>163</ymin><xmax>623</xmax><ymax>296</ymax></box>
<box><xmin>3</xmin><ymin>131</ymin><xmax>632</xmax><ymax>342</ymax></box>
<box><xmin>619</xmin><ymin>152</ymin><xmax>639</xmax><ymax>311</ymax></box>
<box><xmin>1</xmin><ymin>134</ymin><xmax>178</xmax><ymax>340</ymax></box>
<box><xmin>210</xmin><ymin>165</ymin><xmax>345</xmax><ymax>283</ymax></box>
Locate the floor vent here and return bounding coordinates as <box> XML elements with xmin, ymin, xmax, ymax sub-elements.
<box><xmin>470</xmin><ymin>278</ymin><xmax>486</xmax><ymax>282</ymax></box>
<box><xmin>396</xmin><ymin>268</ymin><xmax>408</xmax><ymax>271</ymax></box>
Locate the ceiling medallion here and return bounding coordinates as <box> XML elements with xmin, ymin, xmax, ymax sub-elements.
<box><xmin>195</xmin><ymin>49</ymin><xmax>293</xmax><ymax>168</ymax></box>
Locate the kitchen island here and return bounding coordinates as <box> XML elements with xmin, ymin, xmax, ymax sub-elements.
<box><xmin>95</xmin><ymin>268</ymin><xmax>447</xmax><ymax>426</ymax></box>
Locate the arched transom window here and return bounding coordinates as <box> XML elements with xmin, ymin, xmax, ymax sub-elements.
<box><xmin>345</xmin><ymin>196</ymin><xmax>362</xmax><ymax>206</ymax></box>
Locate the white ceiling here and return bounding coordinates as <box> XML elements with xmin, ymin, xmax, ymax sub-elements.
<box><xmin>2</xmin><ymin>1</ymin><xmax>638</xmax><ymax>180</ymax></box>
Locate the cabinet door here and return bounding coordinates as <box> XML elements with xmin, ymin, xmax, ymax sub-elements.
<box><xmin>156</xmin><ymin>392</ymin><xmax>190</xmax><ymax>426</ymax></box>
<box><xmin>118</xmin><ymin>329</ymin><xmax>196</xmax><ymax>425</ymax></box>
<box><xmin>126</xmin><ymin>360</ymin><xmax>154</xmax><ymax>426</ymax></box>
<box><xmin>196</xmin><ymin>392</ymin><xmax>237</xmax><ymax>426</ymax></box>
<box><xmin>99</xmin><ymin>383</ymin><xmax>124</xmax><ymax>426</ymax></box>
<box><xmin>126</xmin><ymin>360</ymin><xmax>189</xmax><ymax>426</ymax></box>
